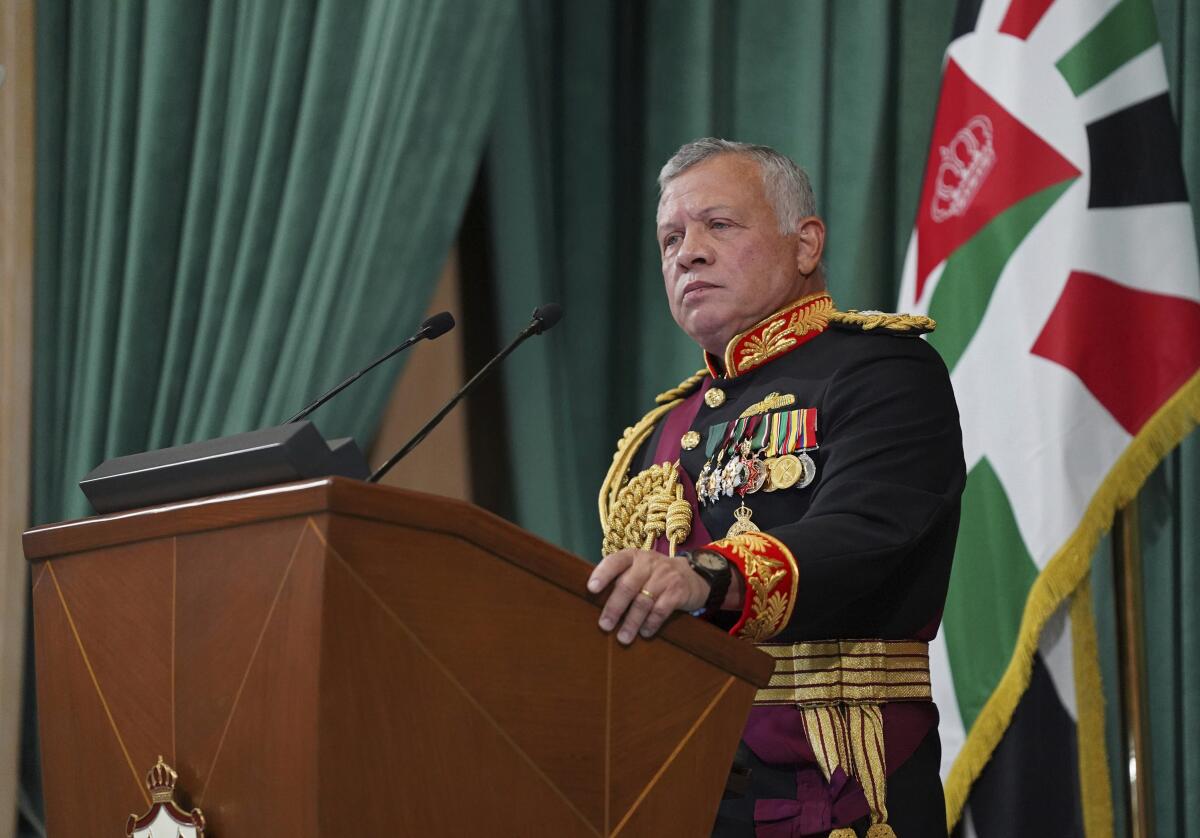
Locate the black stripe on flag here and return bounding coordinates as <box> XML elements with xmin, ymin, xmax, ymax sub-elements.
<box><xmin>961</xmin><ymin>654</ymin><xmax>1084</xmax><ymax>838</ymax></box>
<box><xmin>952</xmin><ymin>0</ymin><xmax>985</xmax><ymax>40</ymax></box>
<box><xmin>1087</xmin><ymin>93</ymin><xmax>1190</xmax><ymax>208</ymax></box>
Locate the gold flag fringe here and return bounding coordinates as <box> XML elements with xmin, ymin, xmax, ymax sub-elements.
<box><xmin>944</xmin><ymin>368</ymin><xmax>1200</xmax><ymax>831</ymax></box>
<box><xmin>1071</xmin><ymin>576</ymin><xmax>1116</xmax><ymax>838</ymax></box>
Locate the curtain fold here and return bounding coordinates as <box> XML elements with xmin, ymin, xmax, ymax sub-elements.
<box><xmin>26</xmin><ymin>1</ymin><xmax>516</xmax><ymax>831</ymax></box>
<box><xmin>484</xmin><ymin>0</ymin><xmax>958</xmax><ymax>552</ymax></box>
<box><xmin>34</xmin><ymin>0</ymin><xmax>515</xmax><ymax>526</ymax></box>
<box><xmin>484</xmin><ymin>0</ymin><xmax>1200</xmax><ymax>833</ymax></box>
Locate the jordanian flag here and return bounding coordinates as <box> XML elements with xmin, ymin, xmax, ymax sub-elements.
<box><xmin>898</xmin><ymin>0</ymin><xmax>1200</xmax><ymax>834</ymax></box>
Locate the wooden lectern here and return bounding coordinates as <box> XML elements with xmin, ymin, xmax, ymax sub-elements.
<box><xmin>24</xmin><ymin>478</ymin><xmax>773</xmax><ymax>836</ymax></box>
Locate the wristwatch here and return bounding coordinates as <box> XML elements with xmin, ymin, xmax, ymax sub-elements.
<box><xmin>685</xmin><ymin>549</ymin><xmax>733</xmax><ymax>614</ymax></box>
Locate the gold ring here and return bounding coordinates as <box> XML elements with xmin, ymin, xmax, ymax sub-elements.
<box><xmin>639</xmin><ymin>588</ymin><xmax>656</xmax><ymax>601</ymax></box>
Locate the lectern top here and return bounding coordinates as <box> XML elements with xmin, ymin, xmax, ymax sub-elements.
<box><xmin>23</xmin><ymin>477</ymin><xmax>774</xmax><ymax>687</ymax></box>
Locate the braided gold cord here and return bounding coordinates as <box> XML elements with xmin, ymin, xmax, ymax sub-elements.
<box><xmin>598</xmin><ymin>368</ymin><xmax>708</xmax><ymax>528</ymax></box>
<box><xmin>655</xmin><ymin>368</ymin><xmax>709</xmax><ymax>404</ymax></box>
<box><xmin>599</xmin><ymin>368</ymin><xmax>707</xmax><ymax>556</ymax></box>
<box><xmin>598</xmin><ymin>406</ymin><xmax>674</xmax><ymax>531</ymax></box>
<box><xmin>603</xmin><ymin>463</ymin><xmax>664</xmax><ymax>555</ymax></box>
<box><xmin>602</xmin><ymin>461</ymin><xmax>694</xmax><ymax>557</ymax></box>
<box><xmin>830</xmin><ymin>309</ymin><xmax>936</xmax><ymax>333</ymax></box>
<box><xmin>665</xmin><ymin>486</ymin><xmax>692</xmax><ymax>556</ymax></box>
<box><xmin>642</xmin><ymin>466</ymin><xmax>675</xmax><ymax>545</ymax></box>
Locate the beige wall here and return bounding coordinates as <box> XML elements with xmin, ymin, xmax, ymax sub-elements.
<box><xmin>370</xmin><ymin>249</ymin><xmax>472</xmax><ymax>502</ymax></box>
<box><xmin>0</xmin><ymin>2</ymin><xmax>36</xmax><ymax>835</ymax></box>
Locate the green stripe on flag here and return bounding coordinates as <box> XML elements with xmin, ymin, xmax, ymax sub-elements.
<box><xmin>1056</xmin><ymin>0</ymin><xmax>1160</xmax><ymax>96</ymax></box>
<box><xmin>943</xmin><ymin>457</ymin><xmax>1039</xmax><ymax>731</ymax></box>
<box><xmin>927</xmin><ymin>180</ymin><xmax>1074</xmax><ymax>373</ymax></box>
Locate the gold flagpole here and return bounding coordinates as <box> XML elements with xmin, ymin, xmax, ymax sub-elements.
<box><xmin>1111</xmin><ymin>502</ymin><xmax>1154</xmax><ymax>837</ymax></box>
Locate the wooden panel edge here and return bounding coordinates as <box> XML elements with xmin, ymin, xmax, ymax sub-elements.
<box><xmin>24</xmin><ymin>478</ymin><xmax>775</xmax><ymax>687</ymax></box>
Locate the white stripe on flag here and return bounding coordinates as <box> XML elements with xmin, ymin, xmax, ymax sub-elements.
<box><xmin>1075</xmin><ymin>44</ymin><xmax>1169</xmax><ymax>123</ymax></box>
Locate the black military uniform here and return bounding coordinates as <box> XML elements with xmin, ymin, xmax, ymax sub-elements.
<box><xmin>600</xmin><ymin>293</ymin><xmax>965</xmax><ymax>838</ymax></box>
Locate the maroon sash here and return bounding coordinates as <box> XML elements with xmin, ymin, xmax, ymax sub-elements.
<box><xmin>651</xmin><ymin>378</ymin><xmax>714</xmax><ymax>555</ymax></box>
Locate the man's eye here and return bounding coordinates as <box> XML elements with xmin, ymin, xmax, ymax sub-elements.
<box><xmin>711</xmin><ymin>220</ymin><xmax>731</xmax><ymax>230</ymax></box>
<box><xmin>663</xmin><ymin>234</ymin><xmax>682</xmax><ymax>248</ymax></box>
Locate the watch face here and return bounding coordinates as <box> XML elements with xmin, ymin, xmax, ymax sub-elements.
<box><xmin>696</xmin><ymin>551</ymin><xmax>727</xmax><ymax>571</ymax></box>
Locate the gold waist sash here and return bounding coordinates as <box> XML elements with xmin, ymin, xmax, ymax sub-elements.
<box><xmin>753</xmin><ymin>639</ymin><xmax>931</xmax><ymax>707</ymax></box>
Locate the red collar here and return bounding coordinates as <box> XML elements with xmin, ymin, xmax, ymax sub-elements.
<box><xmin>704</xmin><ymin>293</ymin><xmax>834</xmax><ymax>379</ymax></box>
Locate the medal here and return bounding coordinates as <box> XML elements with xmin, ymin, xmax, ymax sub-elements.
<box><xmin>720</xmin><ymin>453</ymin><xmax>741</xmax><ymax>497</ymax></box>
<box><xmin>736</xmin><ymin>439</ymin><xmax>767</xmax><ymax>495</ymax></box>
<box><xmin>770</xmin><ymin>454</ymin><xmax>803</xmax><ymax>489</ymax></box>
<box><xmin>696</xmin><ymin>461</ymin><xmax>712</xmax><ymax>504</ymax></box>
<box><xmin>725</xmin><ymin>502</ymin><xmax>760</xmax><ymax>538</ymax></box>
<box><xmin>741</xmin><ymin>457</ymin><xmax>767</xmax><ymax>494</ymax></box>
<box><xmin>796</xmin><ymin>452</ymin><xmax>816</xmax><ymax>488</ymax></box>
<box><xmin>761</xmin><ymin>457</ymin><xmax>778</xmax><ymax>492</ymax></box>
<box><xmin>707</xmin><ymin>448</ymin><xmax>727</xmax><ymax>503</ymax></box>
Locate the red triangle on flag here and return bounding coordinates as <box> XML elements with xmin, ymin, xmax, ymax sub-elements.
<box><xmin>914</xmin><ymin>59</ymin><xmax>1081</xmax><ymax>302</ymax></box>
<box><xmin>1031</xmin><ymin>271</ymin><xmax>1200</xmax><ymax>435</ymax></box>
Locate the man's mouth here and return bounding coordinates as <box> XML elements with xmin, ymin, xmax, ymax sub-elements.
<box><xmin>681</xmin><ymin>280</ymin><xmax>718</xmax><ymax>301</ymax></box>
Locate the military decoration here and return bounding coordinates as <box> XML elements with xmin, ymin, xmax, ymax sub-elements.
<box><xmin>739</xmin><ymin>392</ymin><xmax>796</xmax><ymax>418</ymax></box>
<box><xmin>725</xmin><ymin>503</ymin><xmax>760</xmax><ymax>537</ymax></box>
<box><xmin>769</xmin><ymin>454</ymin><xmax>804</xmax><ymax>489</ymax></box>
<box><xmin>795</xmin><ymin>452</ymin><xmax>817</xmax><ymax>489</ymax></box>
<box><xmin>695</xmin><ymin>406</ymin><xmax>820</xmax><ymax>508</ymax></box>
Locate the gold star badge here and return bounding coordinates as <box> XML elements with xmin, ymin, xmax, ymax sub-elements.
<box><xmin>681</xmin><ymin>431</ymin><xmax>701</xmax><ymax>450</ymax></box>
<box><xmin>704</xmin><ymin>387</ymin><xmax>726</xmax><ymax>408</ymax></box>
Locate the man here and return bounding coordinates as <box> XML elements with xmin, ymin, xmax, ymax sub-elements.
<box><xmin>589</xmin><ymin>139</ymin><xmax>965</xmax><ymax>837</ymax></box>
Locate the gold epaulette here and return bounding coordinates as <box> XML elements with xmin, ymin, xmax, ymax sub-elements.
<box><xmin>829</xmin><ymin>309</ymin><xmax>936</xmax><ymax>334</ymax></box>
<box><xmin>598</xmin><ymin>369</ymin><xmax>707</xmax><ymax>530</ymax></box>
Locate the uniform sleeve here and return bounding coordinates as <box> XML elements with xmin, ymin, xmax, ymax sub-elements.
<box><xmin>701</xmin><ymin>342</ymin><xmax>965</xmax><ymax>641</ymax></box>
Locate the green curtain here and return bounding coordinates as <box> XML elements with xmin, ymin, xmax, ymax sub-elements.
<box><xmin>25</xmin><ymin>0</ymin><xmax>515</xmax><ymax>832</ymax></box>
<box><xmin>1091</xmin><ymin>1</ymin><xmax>1200</xmax><ymax>833</ymax></box>
<box><xmin>33</xmin><ymin>0</ymin><xmax>516</xmax><ymax>526</ymax></box>
<box><xmin>485</xmin><ymin>0</ymin><xmax>1200</xmax><ymax>834</ymax></box>
<box><xmin>486</xmin><ymin>0</ymin><xmax>958</xmax><ymax>556</ymax></box>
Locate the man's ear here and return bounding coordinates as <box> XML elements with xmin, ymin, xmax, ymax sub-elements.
<box><xmin>794</xmin><ymin>217</ymin><xmax>826</xmax><ymax>276</ymax></box>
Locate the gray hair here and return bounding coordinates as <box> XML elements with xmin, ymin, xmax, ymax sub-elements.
<box><xmin>657</xmin><ymin>138</ymin><xmax>817</xmax><ymax>234</ymax></box>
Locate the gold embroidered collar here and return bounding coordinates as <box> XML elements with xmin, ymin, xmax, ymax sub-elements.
<box><xmin>704</xmin><ymin>292</ymin><xmax>834</xmax><ymax>379</ymax></box>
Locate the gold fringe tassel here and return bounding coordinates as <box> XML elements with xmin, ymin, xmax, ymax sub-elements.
<box><xmin>943</xmin><ymin>368</ymin><xmax>1200</xmax><ymax>830</ymax></box>
<box><xmin>1071</xmin><ymin>576</ymin><xmax>1116</xmax><ymax>838</ymax></box>
<box><xmin>802</xmin><ymin>704</ymin><xmax>894</xmax><ymax>833</ymax></box>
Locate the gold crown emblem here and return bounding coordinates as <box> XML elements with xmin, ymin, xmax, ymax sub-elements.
<box><xmin>145</xmin><ymin>755</ymin><xmax>178</xmax><ymax>803</ymax></box>
<box><xmin>931</xmin><ymin>115</ymin><xmax>995</xmax><ymax>222</ymax></box>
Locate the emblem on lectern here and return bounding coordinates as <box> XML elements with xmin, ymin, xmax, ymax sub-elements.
<box><xmin>126</xmin><ymin>756</ymin><xmax>206</xmax><ymax>838</ymax></box>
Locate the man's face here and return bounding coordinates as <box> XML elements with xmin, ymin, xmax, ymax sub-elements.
<box><xmin>656</xmin><ymin>154</ymin><xmax>824</xmax><ymax>357</ymax></box>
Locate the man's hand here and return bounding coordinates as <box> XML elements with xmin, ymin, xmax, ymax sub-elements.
<box><xmin>586</xmin><ymin>549</ymin><xmax>710</xmax><ymax>644</ymax></box>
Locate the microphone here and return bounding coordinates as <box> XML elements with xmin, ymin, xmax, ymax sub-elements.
<box><xmin>368</xmin><ymin>303</ymin><xmax>564</xmax><ymax>483</ymax></box>
<box><xmin>285</xmin><ymin>311</ymin><xmax>455</xmax><ymax>424</ymax></box>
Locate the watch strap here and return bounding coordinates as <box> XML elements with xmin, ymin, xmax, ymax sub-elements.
<box><xmin>686</xmin><ymin>549</ymin><xmax>732</xmax><ymax>614</ymax></box>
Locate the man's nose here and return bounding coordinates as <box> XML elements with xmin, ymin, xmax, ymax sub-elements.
<box><xmin>676</xmin><ymin>229</ymin><xmax>713</xmax><ymax>269</ymax></box>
